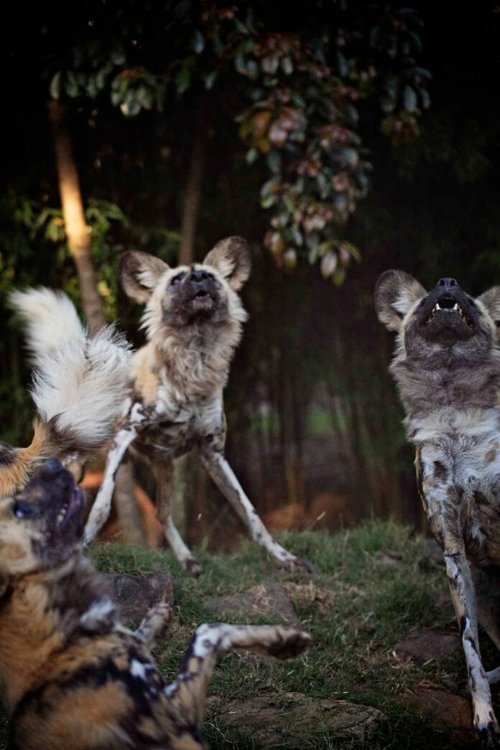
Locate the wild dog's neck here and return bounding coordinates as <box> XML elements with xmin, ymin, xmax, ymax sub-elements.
<box><xmin>391</xmin><ymin>348</ymin><xmax>500</xmax><ymax>423</ymax></box>
<box><xmin>0</xmin><ymin>553</ymin><xmax>116</xmax><ymax>715</ymax></box>
<box><xmin>136</xmin><ymin>321</ymin><xmax>242</xmax><ymax>406</ymax></box>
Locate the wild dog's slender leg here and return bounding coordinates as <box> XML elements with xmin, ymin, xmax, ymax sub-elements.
<box><xmin>84</xmin><ymin>406</ymin><xmax>144</xmax><ymax>545</ymax></box>
<box><xmin>200</xmin><ymin>446</ymin><xmax>314</xmax><ymax>572</ymax></box>
<box><xmin>416</xmin><ymin>448</ymin><xmax>500</xmax><ymax>745</ymax></box>
<box><xmin>135</xmin><ymin>602</ymin><xmax>173</xmax><ymax>648</ymax></box>
<box><xmin>444</xmin><ymin>552</ymin><xmax>500</xmax><ymax>745</ymax></box>
<box><xmin>165</xmin><ymin>624</ymin><xmax>311</xmax><ymax>732</ymax></box>
<box><xmin>155</xmin><ymin>462</ymin><xmax>203</xmax><ymax>575</ymax></box>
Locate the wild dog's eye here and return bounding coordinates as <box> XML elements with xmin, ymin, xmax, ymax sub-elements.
<box><xmin>12</xmin><ymin>501</ymin><xmax>36</xmax><ymax>519</ymax></box>
<box><xmin>169</xmin><ymin>272</ymin><xmax>185</xmax><ymax>287</ymax></box>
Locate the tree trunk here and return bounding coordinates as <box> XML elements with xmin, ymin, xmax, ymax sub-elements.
<box><xmin>47</xmin><ymin>99</ymin><xmax>105</xmax><ymax>333</ymax></box>
<box><xmin>178</xmin><ymin>97</ymin><xmax>208</xmax><ymax>265</ymax></box>
<box><xmin>172</xmin><ymin>97</ymin><xmax>209</xmax><ymax>539</ymax></box>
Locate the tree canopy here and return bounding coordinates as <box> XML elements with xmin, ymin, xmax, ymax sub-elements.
<box><xmin>34</xmin><ymin>0</ymin><xmax>430</xmax><ymax>280</ymax></box>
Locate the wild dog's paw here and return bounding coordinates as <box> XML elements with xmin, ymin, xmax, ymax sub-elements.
<box><xmin>280</xmin><ymin>555</ymin><xmax>318</xmax><ymax>575</ymax></box>
<box><xmin>136</xmin><ymin>601</ymin><xmax>172</xmax><ymax>647</ymax></box>
<box><xmin>476</xmin><ymin>720</ymin><xmax>500</xmax><ymax>749</ymax></box>
<box><xmin>183</xmin><ymin>557</ymin><xmax>203</xmax><ymax>576</ymax></box>
<box><xmin>265</xmin><ymin>628</ymin><xmax>312</xmax><ymax>659</ymax></box>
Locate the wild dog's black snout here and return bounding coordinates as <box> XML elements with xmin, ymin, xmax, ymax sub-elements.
<box><xmin>26</xmin><ymin>460</ymin><xmax>76</xmax><ymax>501</ymax></box>
<box><xmin>190</xmin><ymin>269</ymin><xmax>213</xmax><ymax>284</ymax></box>
<box><xmin>437</xmin><ymin>277</ymin><xmax>459</xmax><ymax>290</ymax></box>
<box><xmin>40</xmin><ymin>459</ymin><xmax>65</xmax><ymax>477</ymax></box>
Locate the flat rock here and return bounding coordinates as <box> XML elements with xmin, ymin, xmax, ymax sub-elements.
<box><xmin>404</xmin><ymin>687</ymin><xmax>474</xmax><ymax>747</ymax></box>
<box><xmin>210</xmin><ymin>691</ymin><xmax>386</xmax><ymax>747</ymax></box>
<box><xmin>102</xmin><ymin>572</ymin><xmax>174</xmax><ymax>623</ymax></box>
<box><xmin>395</xmin><ymin>627</ymin><xmax>460</xmax><ymax>663</ymax></box>
<box><xmin>204</xmin><ymin>583</ymin><xmax>300</xmax><ymax>625</ymax></box>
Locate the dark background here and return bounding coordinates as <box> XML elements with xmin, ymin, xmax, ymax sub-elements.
<box><xmin>1</xmin><ymin>1</ymin><xmax>500</xmax><ymax>547</ymax></box>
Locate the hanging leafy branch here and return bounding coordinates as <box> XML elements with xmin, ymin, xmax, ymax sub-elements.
<box><xmin>45</xmin><ymin>0</ymin><xmax>431</xmax><ymax>282</ymax></box>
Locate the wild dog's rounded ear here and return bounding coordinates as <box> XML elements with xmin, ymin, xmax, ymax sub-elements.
<box><xmin>203</xmin><ymin>237</ymin><xmax>251</xmax><ymax>291</ymax></box>
<box><xmin>119</xmin><ymin>251</ymin><xmax>169</xmax><ymax>304</ymax></box>
<box><xmin>477</xmin><ymin>286</ymin><xmax>500</xmax><ymax>336</ymax></box>
<box><xmin>374</xmin><ymin>270</ymin><xmax>426</xmax><ymax>332</ymax></box>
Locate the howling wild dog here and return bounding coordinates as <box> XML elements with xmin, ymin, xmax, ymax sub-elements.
<box><xmin>84</xmin><ymin>236</ymin><xmax>312</xmax><ymax>574</ymax></box>
<box><xmin>375</xmin><ymin>270</ymin><xmax>500</xmax><ymax>746</ymax></box>
<box><xmin>0</xmin><ymin>460</ymin><xmax>310</xmax><ymax>749</ymax></box>
<box><xmin>2</xmin><ymin>288</ymin><xmax>131</xmax><ymax>497</ymax></box>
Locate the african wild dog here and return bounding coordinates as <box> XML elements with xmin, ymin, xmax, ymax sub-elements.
<box><xmin>0</xmin><ymin>459</ymin><xmax>310</xmax><ymax>749</ymax></box>
<box><xmin>83</xmin><ymin>236</ymin><xmax>313</xmax><ymax>573</ymax></box>
<box><xmin>375</xmin><ymin>270</ymin><xmax>500</xmax><ymax>746</ymax></box>
<box><xmin>1</xmin><ymin>288</ymin><xmax>131</xmax><ymax>497</ymax></box>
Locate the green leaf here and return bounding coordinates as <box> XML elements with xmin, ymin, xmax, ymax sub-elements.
<box><xmin>403</xmin><ymin>85</ymin><xmax>418</xmax><ymax>113</ymax></box>
<box><xmin>281</xmin><ymin>56</ymin><xmax>293</xmax><ymax>75</ymax></box>
<box><xmin>49</xmin><ymin>72</ymin><xmax>62</xmax><ymax>100</ymax></box>
<box><xmin>120</xmin><ymin>94</ymin><xmax>141</xmax><ymax>117</ymax></box>
<box><xmin>261</xmin><ymin>193</ymin><xmax>277</xmax><ymax>209</ymax></box>
<box><xmin>175</xmin><ymin>65</ymin><xmax>192</xmax><ymax>95</ymax></box>
<box><xmin>245</xmin><ymin>147</ymin><xmax>259</xmax><ymax>164</ymax></box>
<box><xmin>192</xmin><ymin>29</ymin><xmax>205</xmax><ymax>54</ymax></box>
<box><xmin>267</xmin><ymin>149</ymin><xmax>282</xmax><ymax>174</ymax></box>
<box><xmin>203</xmin><ymin>70</ymin><xmax>218</xmax><ymax>90</ymax></box>
<box><xmin>65</xmin><ymin>71</ymin><xmax>79</xmax><ymax>98</ymax></box>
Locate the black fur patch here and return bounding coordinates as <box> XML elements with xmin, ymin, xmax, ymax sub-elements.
<box><xmin>433</xmin><ymin>461</ymin><xmax>448</xmax><ymax>480</ymax></box>
<box><xmin>0</xmin><ymin>443</ymin><xmax>16</xmax><ymax>465</ymax></box>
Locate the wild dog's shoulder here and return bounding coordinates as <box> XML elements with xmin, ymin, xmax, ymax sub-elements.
<box><xmin>19</xmin><ymin>555</ymin><xmax>120</xmax><ymax>639</ymax></box>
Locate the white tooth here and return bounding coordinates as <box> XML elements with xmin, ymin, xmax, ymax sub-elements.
<box><xmin>434</xmin><ymin>303</ymin><xmax>440</xmax><ymax>312</ymax></box>
<box><xmin>453</xmin><ymin>303</ymin><xmax>459</xmax><ymax>311</ymax></box>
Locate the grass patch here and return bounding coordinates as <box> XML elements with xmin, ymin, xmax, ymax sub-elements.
<box><xmin>0</xmin><ymin>521</ymin><xmax>474</xmax><ymax>749</ymax></box>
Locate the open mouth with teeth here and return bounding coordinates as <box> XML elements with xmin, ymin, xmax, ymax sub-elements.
<box><xmin>424</xmin><ymin>295</ymin><xmax>473</xmax><ymax>328</ymax></box>
<box><xmin>191</xmin><ymin>288</ymin><xmax>214</xmax><ymax>300</ymax></box>
<box><xmin>187</xmin><ymin>288</ymin><xmax>217</xmax><ymax>314</ymax></box>
<box><xmin>55</xmin><ymin>485</ymin><xmax>84</xmax><ymax>535</ymax></box>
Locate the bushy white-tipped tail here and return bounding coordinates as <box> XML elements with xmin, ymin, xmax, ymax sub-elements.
<box><xmin>32</xmin><ymin>326</ymin><xmax>131</xmax><ymax>454</ymax></box>
<box><xmin>11</xmin><ymin>287</ymin><xmax>132</xmax><ymax>454</ymax></box>
<box><xmin>9</xmin><ymin>287</ymin><xmax>86</xmax><ymax>361</ymax></box>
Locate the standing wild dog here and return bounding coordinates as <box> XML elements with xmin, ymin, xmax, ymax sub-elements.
<box><xmin>0</xmin><ymin>459</ymin><xmax>311</xmax><ymax>749</ymax></box>
<box><xmin>84</xmin><ymin>236</ymin><xmax>313</xmax><ymax>574</ymax></box>
<box><xmin>375</xmin><ymin>270</ymin><xmax>500</xmax><ymax>746</ymax></box>
<box><xmin>2</xmin><ymin>288</ymin><xmax>131</xmax><ymax>497</ymax></box>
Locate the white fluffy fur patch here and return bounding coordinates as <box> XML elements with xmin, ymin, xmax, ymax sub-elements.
<box><xmin>32</xmin><ymin>326</ymin><xmax>131</xmax><ymax>448</ymax></box>
<box><xmin>10</xmin><ymin>287</ymin><xmax>86</xmax><ymax>360</ymax></box>
<box><xmin>11</xmin><ymin>287</ymin><xmax>132</xmax><ymax>449</ymax></box>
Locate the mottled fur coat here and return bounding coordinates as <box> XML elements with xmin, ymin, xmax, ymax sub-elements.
<box><xmin>84</xmin><ymin>237</ymin><xmax>312</xmax><ymax>573</ymax></box>
<box><xmin>376</xmin><ymin>271</ymin><xmax>500</xmax><ymax>746</ymax></box>
<box><xmin>0</xmin><ymin>461</ymin><xmax>310</xmax><ymax>749</ymax></box>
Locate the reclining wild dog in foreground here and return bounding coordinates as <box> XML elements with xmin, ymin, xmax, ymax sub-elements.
<box><xmin>0</xmin><ymin>460</ymin><xmax>311</xmax><ymax>749</ymax></box>
<box><xmin>1</xmin><ymin>288</ymin><xmax>131</xmax><ymax>497</ymax></box>
<box><xmin>375</xmin><ymin>271</ymin><xmax>500</xmax><ymax>746</ymax></box>
<box><xmin>84</xmin><ymin>236</ymin><xmax>313</xmax><ymax>573</ymax></box>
